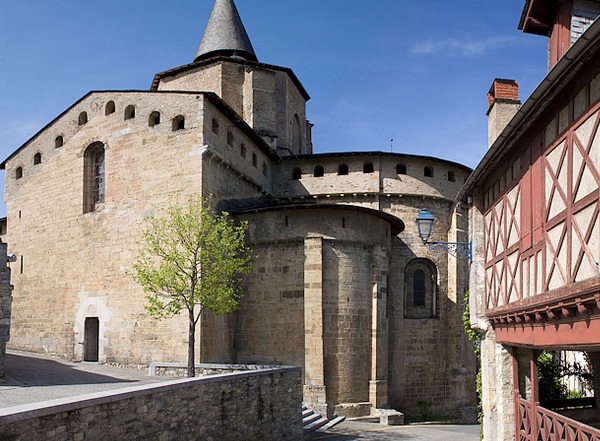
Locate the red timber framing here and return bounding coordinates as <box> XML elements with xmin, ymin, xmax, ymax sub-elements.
<box><xmin>513</xmin><ymin>350</ymin><xmax>600</xmax><ymax>440</ymax></box>
<box><xmin>483</xmin><ymin>77</ymin><xmax>600</xmax><ymax>348</ymax></box>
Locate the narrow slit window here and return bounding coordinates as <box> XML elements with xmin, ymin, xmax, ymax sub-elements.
<box><xmin>83</xmin><ymin>142</ymin><xmax>105</xmax><ymax>213</ymax></box>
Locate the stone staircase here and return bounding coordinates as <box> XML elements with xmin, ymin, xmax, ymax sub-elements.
<box><xmin>302</xmin><ymin>406</ymin><xmax>345</xmax><ymax>440</ymax></box>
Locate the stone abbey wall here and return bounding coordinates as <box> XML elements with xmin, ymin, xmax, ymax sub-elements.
<box><xmin>0</xmin><ymin>243</ymin><xmax>12</xmax><ymax>378</ymax></box>
<box><xmin>2</xmin><ymin>17</ymin><xmax>477</xmax><ymax>420</ymax></box>
<box><xmin>3</xmin><ymin>91</ymin><xmax>269</xmax><ymax>364</ymax></box>
<box><xmin>0</xmin><ymin>367</ymin><xmax>302</xmax><ymax>441</ymax></box>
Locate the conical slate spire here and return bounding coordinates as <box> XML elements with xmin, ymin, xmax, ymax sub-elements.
<box><xmin>195</xmin><ymin>0</ymin><xmax>257</xmax><ymax>63</ymax></box>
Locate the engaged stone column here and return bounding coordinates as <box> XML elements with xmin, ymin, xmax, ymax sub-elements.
<box><xmin>303</xmin><ymin>236</ymin><xmax>327</xmax><ymax>416</ymax></box>
<box><xmin>369</xmin><ymin>243</ymin><xmax>389</xmax><ymax>409</ymax></box>
<box><xmin>0</xmin><ymin>243</ymin><xmax>13</xmax><ymax>379</ymax></box>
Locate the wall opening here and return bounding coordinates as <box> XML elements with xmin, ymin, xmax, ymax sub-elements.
<box><xmin>84</xmin><ymin>317</ymin><xmax>100</xmax><ymax>362</ymax></box>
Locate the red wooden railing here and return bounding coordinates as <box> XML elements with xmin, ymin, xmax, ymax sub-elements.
<box><xmin>517</xmin><ymin>397</ymin><xmax>600</xmax><ymax>440</ymax></box>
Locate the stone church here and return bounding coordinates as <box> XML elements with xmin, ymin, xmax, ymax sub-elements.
<box><xmin>1</xmin><ymin>0</ymin><xmax>476</xmax><ymax>420</ymax></box>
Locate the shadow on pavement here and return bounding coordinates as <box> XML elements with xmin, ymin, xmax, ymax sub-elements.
<box><xmin>3</xmin><ymin>353</ymin><xmax>137</xmax><ymax>387</ymax></box>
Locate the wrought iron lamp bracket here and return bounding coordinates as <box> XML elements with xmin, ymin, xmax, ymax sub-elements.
<box><xmin>421</xmin><ymin>240</ymin><xmax>472</xmax><ymax>262</ymax></box>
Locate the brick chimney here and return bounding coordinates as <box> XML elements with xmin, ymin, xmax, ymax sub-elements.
<box><xmin>487</xmin><ymin>79</ymin><xmax>520</xmax><ymax>147</ymax></box>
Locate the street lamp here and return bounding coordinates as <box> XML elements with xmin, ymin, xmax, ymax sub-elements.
<box><xmin>415</xmin><ymin>208</ymin><xmax>472</xmax><ymax>262</ymax></box>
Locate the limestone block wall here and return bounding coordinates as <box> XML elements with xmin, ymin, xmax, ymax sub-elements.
<box><xmin>275</xmin><ymin>154</ymin><xmax>469</xmax><ymax>202</ymax></box>
<box><xmin>0</xmin><ymin>367</ymin><xmax>302</xmax><ymax>441</ymax></box>
<box><xmin>234</xmin><ymin>239</ymin><xmax>305</xmax><ymax>367</ymax></box>
<box><xmin>0</xmin><ymin>243</ymin><xmax>12</xmax><ymax>378</ymax></box>
<box><xmin>155</xmin><ymin>59</ymin><xmax>309</xmax><ymax>155</ymax></box>
<box><xmin>323</xmin><ymin>240</ymin><xmax>373</xmax><ymax>405</ymax></box>
<box><xmin>4</xmin><ymin>91</ymin><xmax>263</xmax><ymax>365</ymax></box>
<box><xmin>236</xmin><ymin>207</ymin><xmax>392</xmax><ymax>414</ymax></box>
<box><xmin>384</xmin><ymin>196</ymin><xmax>476</xmax><ymax>418</ymax></box>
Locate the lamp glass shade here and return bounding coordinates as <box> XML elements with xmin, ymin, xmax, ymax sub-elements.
<box><xmin>416</xmin><ymin>208</ymin><xmax>434</xmax><ymax>243</ymax></box>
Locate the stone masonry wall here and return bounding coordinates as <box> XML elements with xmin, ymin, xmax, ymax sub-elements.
<box><xmin>3</xmin><ymin>91</ymin><xmax>268</xmax><ymax>366</ymax></box>
<box><xmin>0</xmin><ymin>243</ymin><xmax>12</xmax><ymax>378</ymax></box>
<box><xmin>0</xmin><ymin>367</ymin><xmax>302</xmax><ymax>441</ymax></box>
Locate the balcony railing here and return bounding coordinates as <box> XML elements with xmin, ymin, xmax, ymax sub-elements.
<box><xmin>517</xmin><ymin>397</ymin><xmax>600</xmax><ymax>440</ymax></box>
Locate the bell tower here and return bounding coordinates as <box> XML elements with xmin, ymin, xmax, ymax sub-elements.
<box><xmin>152</xmin><ymin>0</ymin><xmax>312</xmax><ymax>156</ymax></box>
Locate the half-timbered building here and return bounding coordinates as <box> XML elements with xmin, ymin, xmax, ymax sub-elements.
<box><xmin>463</xmin><ymin>1</ymin><xmax>600</xmax><ymax>439</ymax></box>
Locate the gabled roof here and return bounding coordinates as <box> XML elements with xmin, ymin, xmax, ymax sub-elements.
<box><xmin>0</xmin><ymin>90</ymin><xmax>278</xmax><ymax>169</ymax></box>
<box><xmin>195</xmin><ymin>0</ymin><xmax>257</xmax><ymax>63</ymax></box>
<box><xmin>459</xmin><ymin>16</ymin><xmax>600</xmax><ymax>202</ymax></box>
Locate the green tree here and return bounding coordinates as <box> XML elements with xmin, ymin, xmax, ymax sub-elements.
<box><xmin>133</xmin><ymin>195</ymin><xmax>252</xmax><ymax>377</ymax></box>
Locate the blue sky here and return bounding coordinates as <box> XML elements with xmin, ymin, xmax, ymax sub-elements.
<box><xmin>0</xmin><ymin>1</ymin><xmax>548</xmax><ymax>216</ymax></box>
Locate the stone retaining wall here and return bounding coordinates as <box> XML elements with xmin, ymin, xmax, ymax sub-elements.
<box><xmin>0</xmin><ymin>366</ymin><xmax>302</xmax><ymax>441</ymax></box>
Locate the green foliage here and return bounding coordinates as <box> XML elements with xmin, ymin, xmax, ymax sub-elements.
<box><xmin>132</xmin><ymin>194</ymin><xmax>252</xmax><ymax>375</ymax></box>
<box><xmin>537</xmin><ymin>351</ymin><xmax>594</xmax><ymax>401</ymax></box>
<box><xmin>462</xmin><ymin>291</ymin><xmax>483</xmax><ymax>427</ymax></box>
<box><xmin>416</xmin><ymin>400</ymin><xmax>433</xmax><ymax>421</ymax></box>
<box><xmin>538</xmin><ymin>351</ymin><xmax>569</xmax><ymax>401</ymax></box>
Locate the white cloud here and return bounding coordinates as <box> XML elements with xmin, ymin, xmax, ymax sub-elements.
<box><xmin>411</xmin><ymin>36</ymin><xmax>516</xmax><ymax>57</ymax></box>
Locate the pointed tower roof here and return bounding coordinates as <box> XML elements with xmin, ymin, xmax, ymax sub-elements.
<box><xmin>195</xmin><ymin>0</ymin><xmax>257</xmax><ymax>63</ymax></box>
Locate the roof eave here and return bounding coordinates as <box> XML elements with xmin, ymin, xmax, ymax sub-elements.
<box><xmin>459</xmin><ymin>16</ymin><xmax>600</xmax><ymax>202</ymax></box>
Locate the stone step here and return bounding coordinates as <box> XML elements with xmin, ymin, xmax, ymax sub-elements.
<box><xmin>302</xmin><ymin>413</ymin><xmax>321</xmax><ymax>425</ymax></box>
<box><xmin>319</xmin><ymin>415</ymin><xmax>346</xmax><ymax>431</ymax></box>
<box><xmin>303</xmin><ymin>417</ymin><xmax>329</xmax><ymax>433</ymax></box>
<box><xmin>302</xmin><ymin>408</ymin><xmax>313</xmax><ymax>418</ymax></box>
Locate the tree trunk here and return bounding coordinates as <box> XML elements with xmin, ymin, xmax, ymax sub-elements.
<box><xmin>187</xmin><ymin>308</ymin><xmax>196</xmax><ymax>377</ymax></box>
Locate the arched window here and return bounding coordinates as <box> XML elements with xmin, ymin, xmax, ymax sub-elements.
<box><xmin>292</xmin><ymin>167</ymin><xmax>302</xmax><ymax>180</ymax></box>
<box><xmin>172</xmin><ymin>115</ymin><xmax>185</xmax><ymax>131</ymax></box>
<box><xmin>83</xmin><ymin>142</ymin><xmax>105</xmax><ymax>213</ymax></box>
<box><xmin>338</xmin><ymin>164</ymin><xmax>349</xmax><ymax>175</ymax></box>
<box><xmin>404</xmin><ymin>259</ymin><xmax>437</xmax><ymax>319</ymax></box>
<box><xmin>396</xmin><ymin>163</ymin><xmax>407</xmax><ymax>175</ymax></box>
<box><xmin>363</xmin><ymin>162</ymin><xmax>374</xmax><ymax>173</ymax></box>
<box><xmin>448</xmin><ymin>171</ymin><xmax>456</xmax><ymax>182</ymax></box>
<box><xmin>314</xmin><ymin>165</ymin><xmax>324</xmax><ymax>177</ymax></box>
<box><xmin>424</xmin><ymin>166</ymin><xmax>434</xmax><ymax>177</ymax></box>
<box><xmin>33</xmin><ymin>152</ymin><xmax>42</xmax><ymax>165</ymax></box>
<box><xmin>78</xmin><ymin>111</ymin><xmax>88</xmax><ymax>126</ymax></box>
<box><xmin>105</xmin><ymin>101</ymin><xmax>116</xmax><ymax>115</ymax></box>
<box><xmin>124</xmin><ymin>105</ymin><xmax>136</xmax><ymax>120</ymax></box>
<box><xmin>291</xmin><ymin>114</ymin><xmax>302</xmax><ymax>153</ymax></box>
<box><xmin>15</xmin><ymin>166</ymin><xmax>23</xmax><ymax>180</ymax></box>
<box><xmin>55</xmin><ymin>135</ymin><xmax>64</xmax><ymax>148</ymax></box>
<box><xmin>148</xmin><ymin>111</ymin><xmax>161</xmax><ymax>127</ymax></box>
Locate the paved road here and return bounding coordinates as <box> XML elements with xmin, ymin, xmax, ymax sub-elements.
<box><xmin>0</xmin><ymin>350</ymin><xmax>165</xmax><ymax>408</ymax></box>
<box><xmin>314</xmin><ymin>421</ymin><xmax>480</xmax><ymax>440</ymax></box>
<box><xmin>1</xmin><ymin>350</ymin><xmax>480</xmax><ymax>440</ymax></box>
